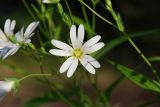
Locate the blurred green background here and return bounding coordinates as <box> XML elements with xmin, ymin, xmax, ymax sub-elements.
<box><xmin>0</xmin><ymin>0</ymin><xmax>160</xmax><ymax>107</ymax></box>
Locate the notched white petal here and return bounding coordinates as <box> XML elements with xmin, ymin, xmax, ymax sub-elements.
<box><xmin>60</xmin><ymin>57</ymin><xmax>73</xmax><ymax>73</ymax></box>
<box><xmin>85</xmin><ymin>55</ymin><xmax>101</xmax><ymax>68</ymax></box>
<box><xmin>84</xmin><ymin>42</ymin><xmax>104</xmax><ymax>54</ymax></box>
<box><xmin>51</xmin><ymin>40</ymin><xmax>73</xmax><ymax>51</ymax></box>
<box><xmin>0</xmin><ymin>29</ymin><xmax>8</xmax><ymax>41</ymax></box>
<box><xmin>82</xmin><ymin>35</ymin><xmax>101</xmax><ymax>49</ymax></box>
<box><xmin>4</xmin><ymin>19</ymin><xmax>11</xmax><ymax>35</ymax></box>
<box><xmin>49</xmin><ymin>49</ymin><xmax>72</xmax><ymax>56</ymax></box>
<box><xmin>24</xmin><ymin>21</ymin><xmax>39</xmax><ymax>37</ymax></box>
<box><xmin>10</xmin><ymin>20</ymin><xmax>16</xmax><ymax>35</ymax></box>
<box><xmin>70</xmin><ymin>25</ymin><xmax>77</xmax><ymax>48</ymax></box>
<box><xmin>77</xmin><ymin>24</ymin><xmax>84</xmax><ymax>46</ymax></box>
<box><xmin>67</xmin><ymin>58</ymin><xmax>78</xmax><ymax>78</ymax></box>
<box><xmin>2</xmin><ymin>45</ymin><xmax>20</xmax><ymax>60</ymax></box>
<box><xmin>80</xmin><ymin>57</ymin><xmax>96</xmax><ymax>74</ymax></box>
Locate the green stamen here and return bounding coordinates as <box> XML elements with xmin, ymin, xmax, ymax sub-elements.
<box><xmin>73</xmin><ymin>49</ymin><xmax>83</xmax><ymax>59</ymax></box>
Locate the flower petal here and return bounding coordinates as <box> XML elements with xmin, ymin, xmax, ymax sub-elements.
<box><xmin>67</xmin><ymin>58</ymin><xmax>78</xmax><ymax>78</ymax></box>
<box><xmin>24</xmin><ymin>21</ymin><xmax>39</xmax><ymax>37</ymax></box>
<box><xmin>4</xmin><ymin>19</ymin><xmax>11</xmax><ymax>35</ymax></box>
<box><xmin>0</xmin><ymin>81</ymin><xmax>13</xmax><ymax>92</ymax></box>
<box><xmin>80</xmin><ymin>56</ymin><xmax>96</xmax><ymax>74</ymax></box>
<box><xmin>0</xmin><ymin>90</ymin><xmax>7</xmax><ymax>102</ymax></box>
<box><xmin>82</xmin><ymin>35</ymin><xmax>101</xmax><ymax>49</ymax></box>
<box><xmin>0</xmin><ymin>29</ymin><xmax>7</xmax><ymax>41</ymax></box>
<box><xmin>84</xmin><ymin>42</ymin><xmax>104</xmax><ymax>54</ymax></box>
<box><xmin>51</xmin><ymin>40</ymin><xmax>73</xmax><ymax>51</ymax></box>
<box><xmin>10</xmin><ymin>20</ymin><xmax>16</xmax><ymax>35</ymax></box>
<box><xmin>60</xmin><ymin>56</ymin><xmax>73</xmax><ymax>73</ymax></box>
<box><xmin>2</xmin><ymin>46</ymin><xmax>19</xmax><ymax>60</ymax></box>
<box><xmin>49</xmin><ymin>49</ymin><xmax>72</xmax><ymax>56</ymax></box>
<box><xmin>84</xmin><ymin>55</ymin><xmax>101</xmax><ymax>68</ymax></box>
<box><xmin>77</xmin><ymin>24</ymin><xmax>84</xmax><ymax>47</ymax></box>
<box><xmin>70</xmin><ymin>25</ymin><xmax>77</xmax><ymax>48</ymax></box>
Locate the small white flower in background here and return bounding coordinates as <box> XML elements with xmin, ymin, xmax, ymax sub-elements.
<box><xmin>42</xmin><ymin>0</ymin><xmax>51</xmax><ymax>3</ymax></box>
<box><xmin>0</xmin><ymin>81</ymin><xmax>14</xmax><ymax>101</ymax></box>
<box><xmin>42</xmin><ymin>0</ymin><xmax>60</xmax><ymax>4</ymax></box>
<box><xmin>50</xmin><ymin>24</ymin><xmax>104</xmax><ymax>78</ymax></box>
<box><xmin>15</xmin><ymin>21</ymin><xmax>39</xmax><ymax>44</ymax></box>
<box><xmin>0</xmin><ymin>19</ymin><xmax>39</xmax><ymax>60</ymax></box>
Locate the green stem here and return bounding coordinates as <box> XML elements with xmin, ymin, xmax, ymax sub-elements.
<box><xmin>39</xmin><ymin>64</ymin><xmax>76</xmax><ymax>107</ymax></box>
<box><xmin>22</xmin><ymin>0</ymin><xmax>47</xmax><ymax>37</ymax></box>
<box><xmin>92</xmin><ymin>3</ymin><xmax>96</xmax><ymax>31</ymax></box>
<box><xmin>81</xmin><ymin>4</ymin><xmax>92</xmax><ymax>34</ymax></box>
<box><xmin>79</xmin><ymin>0</ymin><xmax>160</xmax><ymax>81</ymax></box>
<box><xmin>79</xmin><ymin>0</ymin><xmax>118</xmax><ymax>29</ymax></box>
<box><xmin>19</xmin><ymin>73</ymin><xmax>51</xmax><ymax>82</ymax></box>
<box><xmin>64</xmin><ymin>0</ymin><xmax>74</xmax><ymax>24</ymax></box>
<box><xmin>127</xmin><ymin>38</ymin><xmax>160</xmax><ymax>80</ymax></box>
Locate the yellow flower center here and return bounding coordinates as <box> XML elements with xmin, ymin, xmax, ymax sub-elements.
<box><xmin>73</xmin><ymin>49</ymin><xmax>83</xmax><ymax>59</ymax></box>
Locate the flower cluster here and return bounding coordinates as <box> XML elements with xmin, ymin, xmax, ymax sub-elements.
<box><xmin>50</xmin><ymin>24</ymin><xmax>104</xmax><ymax>77</ymax></box>
<box><xmin>0</xmin><ymin>19</ymin><xmax>104</xmax><ymax>101</ymax></box>
<box><xmin>0</xmin><ymin>19</ymin><xmax>39</xmax><ymax>60</ymax></box>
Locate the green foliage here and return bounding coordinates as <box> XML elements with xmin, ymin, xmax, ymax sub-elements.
<box><xmin>0</xmin><ymin>0</ymin><xmax>159</xmax><ymax>106</ymax></box>
<box><xmin>108</xmin><ymin>60</ymin><xmax>160</xmax><ymax>93</ymax></box>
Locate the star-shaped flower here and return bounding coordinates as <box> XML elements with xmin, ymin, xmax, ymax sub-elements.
<box><xmin>0</xmin><ymin>19</ymin><xmax>39</xmax><ymax>60</ymax></box>
<box><xmin>49</xmin><ymin>24</ymin><xmax>104</xmax><ymax>77</ymax></box>
<box><xmin>0</xmin><ymin>80</ymin><xmax>14</xmax><ymax>101</ymax></box>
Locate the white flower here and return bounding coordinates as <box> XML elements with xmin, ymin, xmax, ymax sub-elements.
<box><xmin>0</xmin><ymin>19</ymin><xmax>39</xmax><ymax>60</ymax></box>
<box><xmin>0</xmin><ymin>81</ymin><xmax>14</xmax><ymax>101</ymax></box>
<box><xmin>15</xmin><ymin>21</ymin><xmax>39</xmax><ymax>44</ymax></box>
<box><xmin>0</xmin><ymin>19</ymin><xmax>20</xmax><ymax>60</ymax></box>
<box><xmin>42</xmin><ymin>0</ymin><xmax>60</xmax><ymax>4</ymax></box>
<box><xmin>42</xmin><ymin>0</ymin><xmax>51</xmax><ymax>3</ymax></box>
<box><xmin>49</xmin><ymin>24</ymin><xmax>104</xmax><ymax>78</ymax></box>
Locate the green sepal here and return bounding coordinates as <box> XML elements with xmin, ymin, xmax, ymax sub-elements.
<box><xmin>8</xmin><ymin>36</ymin><xmax>17</xmax><ymax>44</ymax></box>
<box><xmin>57</xmin><ymin>3</ymin><xmax>63</xmax><ymax>14</ymax></box>
<box><xmin>27</xmin><ymin>43</ymin><xmax>36</xmax><ymax>50</ymax></box>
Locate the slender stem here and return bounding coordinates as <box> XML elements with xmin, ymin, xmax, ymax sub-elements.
<box><xmin>127</xmin><ymin>38</ymin><xmax>160</xmax><ymax>80</ymax></box>
<box><xmin>22</xmin><ymin>0</ymin><xmax>47</xmax><ymax>37</ymax></box>
<box><xmin>19</xmin><ymin>73</ymin><xmax>52</xmax><ymax>82</ymax></box>
<box><xmin>81</xmin><ymin>4</ymin><xmax>91</xmax><ymax>32</ymax></box>
<box><xmin>79</xmin><ymin>0</ymin><xmax>160</xmax><ymax>81</ymax></box>
<box><xmin>79</xmin><ymin>0</ymin><xmax>118</xmax><ymax>29</ymax></box>
<box><xmin>92</xmin><ymin>3</ymin><xmax>96</xmax><ymax>31</ymax></box>
<box><xmin>39</xmin><ymin>64</ymin><xmax>76</xmax><ymax>107</ymax></box>
<box><xmin>64</xmin><ymin>0</ymin><xmax>74</xmax><ymax>24</ymax></box>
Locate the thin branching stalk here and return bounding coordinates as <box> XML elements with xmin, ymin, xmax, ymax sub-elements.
<box><xmin>78</xmin><ymin>0</ymin><xmax>160</xmax><ymax>81</ymax></box>
<box><xmin>64</xmin><ymin>0</ymin><xmax>74</xmax><ymax>24</ymax></box>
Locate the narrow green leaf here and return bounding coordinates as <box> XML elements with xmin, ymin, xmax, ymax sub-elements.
<box><xmin>148</xmin><ymin>56</ymin><xmax>160</xmax><ymax>62</ymax></box>
<box><xmin>57</xmin><ymin>3</ymin><xmax>63</xmax><ymax>14</ymax></box>
<box><xmin>72</xmin><ymin>15</ymin><xmax>95</xmax><ymax>35</ymax></box>
<box><xmin>62</xmin><ymin>13</ymin><xmax>72</xmax><ymax>27</ymax></box>
<box><xmin>108</xmin><ymin>60</ymin><xmax>160</xmax><ymax>93</ymax></box>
